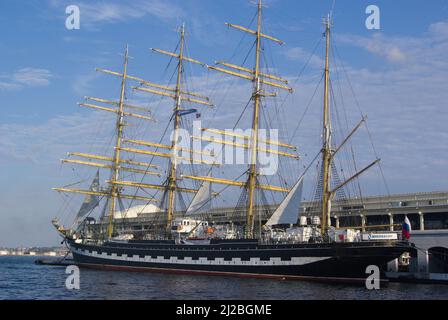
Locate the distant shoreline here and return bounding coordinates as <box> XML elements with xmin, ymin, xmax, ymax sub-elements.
<box><xmin>0</xmin><ymin>254</ymin><xmax>67</xmax><ymax>258</ymax></box>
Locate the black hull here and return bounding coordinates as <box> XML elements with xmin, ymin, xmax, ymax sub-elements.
<box><xmin>68</xmin><ymin>239</ymin><xmax>414</xmax><ymax>282</ymax></box>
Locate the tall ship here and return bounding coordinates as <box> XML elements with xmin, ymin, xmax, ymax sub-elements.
<box><xmin>52</xmin><ymin>1</ymin><xmax>414</xmax><ymax>281</ymax></box>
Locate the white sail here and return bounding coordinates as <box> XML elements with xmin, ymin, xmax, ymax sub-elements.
<box><xmin>266</xmin><ymin>177</ymin><xmax>304</xmax><ymax>227</ymax></box>
<box><xmin>186</xmin><ymin>177</ymin><xmax>212</xmax><ymax>215</ymax></box>
<box><xmin>76</xmin><ymin>170</ymin><xmax>100</xmax><ymax>219</ymax></box>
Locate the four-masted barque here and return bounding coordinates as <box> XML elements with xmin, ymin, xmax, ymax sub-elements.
<box><xmin>53</xmin><ymin>1</ymin><xmax>413</xmax><ymax>282</ymax></box>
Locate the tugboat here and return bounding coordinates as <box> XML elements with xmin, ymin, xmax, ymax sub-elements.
<box><xmin>53</xmin><ymin>1</ymin><xmax>414</xmax><ymax>282</ymax></box>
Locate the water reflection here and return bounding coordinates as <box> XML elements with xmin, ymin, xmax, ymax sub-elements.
<box><xmin>1</xmin><ymin>257</ymin><xmax>448</xmax><ymax>300</ymax></box>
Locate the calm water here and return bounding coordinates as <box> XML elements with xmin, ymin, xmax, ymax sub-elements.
<box><xmin>1</xmin><ymin>256</ymin><xmax>448</xmax><ymax>300</ymax></box>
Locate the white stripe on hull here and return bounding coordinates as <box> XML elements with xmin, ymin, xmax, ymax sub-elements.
<box><xmin>71</xmin><ymin>246</ymin><xmax>331</xmax><ymax>267</ymax></box>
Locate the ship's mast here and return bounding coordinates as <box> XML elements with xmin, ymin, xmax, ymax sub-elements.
<box><xmin>247</xmin><ymin>0</ymin><xmax>263</xmax><ymax>239</ymax></box>
<box><xmin>56</xmin><ymin>45</ymin><xmax>163</xmax><ymax>238</ymax></box>
<box><xmin>125</xmin><ymin>24</ymin><xmax>213</xmax><ymax>234</ymax></box>
<box><xmin>319</xmin><ymin>15</ymin><xmax>380</xmax><ymax>238</ymax></box>
<box><xmin>107</xmin><ymin>45</ymin><xmax>129</xmax><ymax>238</ymax></box>
<box><xmin>182</xmin><ymin>0</ymin><xmax>294</xmax><ymax>239</ymax></box>
<box><xmin>321</xmin><ymin>16</ymin><xmax>332</xmax><ymax>238</ymax></box>
<box><xmin>167</xmin><ymin>25</ymin><xmax>186</xmax><ymax>232</ymax></box>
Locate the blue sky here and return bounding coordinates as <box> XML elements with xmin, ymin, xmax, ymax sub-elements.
<box><xmin>0</xmin><ymin>0</ymin><xmax>447</xmax><ymax>247</ymax></box>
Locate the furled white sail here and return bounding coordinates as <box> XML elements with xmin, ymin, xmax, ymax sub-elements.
<box><xmin>76</xmin><ymin>170</ymin><xmax>100</xmax><ymax>219</ymax></box>
<box><xmin>186</xmin><ymin>177</ymin><xmax>212</xmax><ymax>215</ymax></box>
<box><xmin>266</xmin><ymin>177</ymin><xmax>304</xmax><ymax>227</ymax></box>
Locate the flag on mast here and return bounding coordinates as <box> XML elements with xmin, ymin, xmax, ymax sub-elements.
<box><xmin>177</xmin><ymin>109</ymin><xmax>198</xmax><ymax>117</ymax></box>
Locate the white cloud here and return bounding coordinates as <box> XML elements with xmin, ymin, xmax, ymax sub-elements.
<box><xmin>49</xmin><ymin>0</ymin><xmax>184</xmax><ymax>26</ymax></box>
<box><xmin>0</xmin><ymin>68</ymin><xmax>53</xmax><ymax>91</ymax></box>
<box><xmin>72</xmin><ymin>72</ymin><xmax>102</xmax><ymax>96</ymax></box>
<box><xmin>283</xmin><ymin>47</ymin><xmax>324</xmax><ymax>68</ymax></box>
<box><xmin>0</xmin><ymin>81</ymin><xmax>21</xmax><ymax>91</ymax></box>
<box><xmin>337</xmin><ymin>33</ymin><xmax>409</xmax><ymax>63</ymax></box>
<box><xmin>429</xmin><ymin>21</ymin><xmax>448</xmax><ymax>39</ymax></box>
<box><xmin>13</xmin><ymin>68</ymin><xmax>52</xmax><ymax>86</ymax></box>
<box><xmin>336</xmin><ymin>20</ymin><xmax>448</xmax><ymax>69</ymax></box>
<box><xmin>0</xmin><ymin>111</ymin><xmax>115</xmax><ymax>165</ymax></box>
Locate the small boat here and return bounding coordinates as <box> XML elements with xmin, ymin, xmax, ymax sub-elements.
<box><xmin>35</xmin><ymin>258</ymin><xmax>75</xmax><ymax>267</ymax></box>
